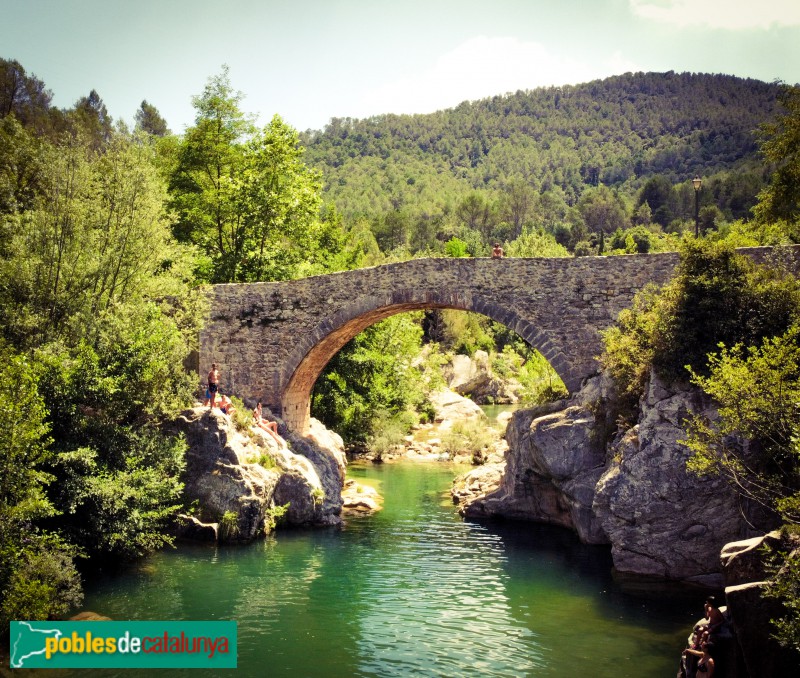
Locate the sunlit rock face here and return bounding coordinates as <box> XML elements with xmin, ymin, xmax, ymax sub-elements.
<box><xmin>594</xmin><ymin>372</ymin><xmax>764</xmax><ymax>585</ymax></box>
<box><xmin>167</xmin><ymin>408</ymin><xmax>344</xmax><ymax>542</ymax></box>
<box><xmin>456</xmin><ymin>371</ymin><xmax>770</xmax><ymax>582</ymax></box>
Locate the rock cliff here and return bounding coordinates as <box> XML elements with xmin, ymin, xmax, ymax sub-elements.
<box><xmin>167</xmin><ymin>408</ymin><xmax>344</xmax><ymax>542</ymax></box>
<box><xmin>455</xmin><ymin>370</ymin><xmax>770</xmax><ymax>583</ymax></box>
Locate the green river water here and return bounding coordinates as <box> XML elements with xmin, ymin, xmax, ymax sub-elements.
<box><xmin>62</xmin><ymin>461</ymin><xmax>700</xmax><ymax>678</ymax></box>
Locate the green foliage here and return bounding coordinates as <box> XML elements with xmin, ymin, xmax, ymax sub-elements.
<box><xmin>428</xmin><ymin>310</ymin><xmax>495</xmax><ymax>356</ymax></box>
<box><xmin>440</xmin><ymin>420</ymin><xmax>495</xmax><ymax>459</ymax></box>
<box><xmin>0</xmin><ymin>350</ymin><xmax>53</xmax><ymax>521</ymax></box>
<box><xmin>764</xmin><ymin>537</ymin><xmax>800</xmax><ymax>653</ymax></box>
<box><xmin>264</xmin><ymin>502</ymin><xmax>289</xmax><ymax>532</ymax></box>
<box><xmin>0</xmin><ymin>129</ymin><xmax>196</xmax><ymax>348</ymax></box>
<box><xmin>755</xmin><ymin>85</ymin><xmax>800</xmax><ymax>226</ymax></box>
<box><xmin>218</xmin><ymin>510</ymin><xmax>240</xmax><ymax>541</ymax></box>
<box><xmin>1</xmin><ymin>534</ymin><xmax>82</xmax><ymax>626</ymax></box>
<box><xmin>494</xmin><ymin>346</ymin><xmax>569</xmax><ymax>405</ymax></box>
<box><xmin>226</xmin><ymin>395</ymin><xmax>254</xmax><ymax>434</ymax></box>
<box><xmin>444</xmin><ymin>237</ymin><xmax>469</xmax><ymax>257</ymax></box>
<box><xmin>303</xmin><ymin>73</ymin><xmax>781</xmax><ymax>259</ymax></box>
<box><xmin>0</xmin><ymin>351</ymin><xmax>82</xmax><ymax>630</ymax></box>
<box><xmin>46</xmin><ymin>428</ymin><xmax>186</xmax><ymax>561</ymax></box>
<box><xmin>170</xmin><ymin>67</ymin><xmax>343</xmax><ymax>283</ymax></box>
<box><xmin>505</xmin><ymin>229</ymin><xmax>569</xmax><ymax>258</ymax></box>
<box><xmin>602</xmin><ymin>240</ymin><xmax>800</xmax><ymax>408</ymax></box>
<box><xmin>256</xmin><ymin>452</ymin><xmax>277</xmax><ymax>469</ymax></box>
<box><xmin>683</xmin><ymin>326</ymin><xmax>800</xmax><ymax>523</ymax></box>
<box><xmin>312</xmin><ymin>313</ymin><xmax>427</xmax><ymax>444</ymax></box>
<box><xmin>600</xmin><ymin>285</ymin><xmax>663</xmax><ymax>418</ymax></box>
<box><xmin>366</xmin><ymin>409</ymin><xmax>418</xmax><ymax>457</ymax></box>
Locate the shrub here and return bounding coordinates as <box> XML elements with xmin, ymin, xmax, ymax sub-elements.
<box><xmin>440</xmin><ymin>420</ymin><xmax>494</xmax><ymax>459</ymax></box>
<box><xmin>0</xmin><ymin>535</ymin><xmax>82</xmax><ymax>625</ymax></box>
<box><xmin>218</xmin><ymin>511</ymin><xmax>240</xmax><ymax>541</ymax></box>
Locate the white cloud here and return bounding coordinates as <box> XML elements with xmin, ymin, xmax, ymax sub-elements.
<box><xmin>629</xmin><ymin>0</ymin><xmax>800</xmax><ymax>30</ymax></box>
<box><xmin>353</xmin><ymin>37</ymin><xmax>644</xmax><ymax>118</ymax></box>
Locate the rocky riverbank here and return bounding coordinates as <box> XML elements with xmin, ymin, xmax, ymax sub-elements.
<box><xmin>453</xmin><ymin>370</ymin><xmax>774</xmax><ymax>586</ymax></box>
<box><xmin>453</xmin><ymin>370</ymin><xmax>800</xmax><ymax>675</ymax></box>
<box><xmin>167</xmin><ymin>406</ymin><xmax>381</xmax><ymax>542</ymax></box>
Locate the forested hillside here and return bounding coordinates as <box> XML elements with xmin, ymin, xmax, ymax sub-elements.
<box><xmin>302</xmin><ymin>72</ymin><xmax>782</xmax><ymax>255</ymax></box>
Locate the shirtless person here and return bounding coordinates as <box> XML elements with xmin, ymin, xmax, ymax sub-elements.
<box><xmin>491</xmin><ymin>242</ymin><xmax>505</xmax><ymax>258</ymax></box>
<box><xmin>702</xmin><ymin>597</ymin><xmax>725</xmax><ymax>635</ymax></box>
<box><xmin>207</xmin><ymin>363</ymin><xmax>220</xmax><ymax>409</ymax></box>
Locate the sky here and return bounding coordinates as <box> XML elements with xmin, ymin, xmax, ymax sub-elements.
<box><xmin>2</xmin><ymin>0</ymin><xmax>799</xmax><ymax>133</ymax></box>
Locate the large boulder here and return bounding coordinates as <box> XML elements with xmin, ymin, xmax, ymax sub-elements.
<box><xmin>456</xmin><ymin>396</ymin><xmax>607</xmax><ymax>544</ymax></box>
<box><xmin>429</xmin><ymin>387</ymin><xmax>486</xmax><ymax>424</ymax></box>
<box><xmin>455</xmin><ymin>368</ymin><xmax>773</xmax><ymax>582</ymax></box>
<box><xmin>168</xmin><ymin>408</ymin><xmax>280</xmax><ymax>541</ymax></box>
<box><xmin>444</xmin><ymin>351</ymin><xmax>521</xmax><ymax>404</ymax></box>
<box><xmin>167</xmin><ymin>408</ymin><xmax>343</xmax><ymax>540</ymax></box>
<box><xmin>593</xmin><ymin>373</ymin><xmax>762</xmax><ymax>584</ymax></box>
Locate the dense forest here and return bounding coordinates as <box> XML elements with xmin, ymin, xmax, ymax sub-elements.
<box><xmin>301</xmin><ymin>72</ymin><xmax>787</xmax><ymax>256</ymax></box>
<box><xmin>1</xmin><ymin>54</ymin><xmax>799</xmax><ymax>640</ymax></box>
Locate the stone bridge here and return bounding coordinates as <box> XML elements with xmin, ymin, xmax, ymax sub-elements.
<box><xmin>199</xmin><ymin>247</ymin><xmax>799</xmax><ymax>433</ymax></box>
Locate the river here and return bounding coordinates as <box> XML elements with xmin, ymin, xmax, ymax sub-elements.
<box><xmin>64</xmin><ymin>461</ymin><xmax>700</xmax><ymax>677</ymax></box>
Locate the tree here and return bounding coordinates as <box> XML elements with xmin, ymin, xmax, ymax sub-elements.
<box><xmin>169</xmin><ymin>66</ymin><xmax>254</xmax><ymax>276</ymax></box>
<box><xmin>0</xmin><ymin>130</ymin><xmax>190</xmax><ymax>346</ymax></box>
<box><xmin>755</xmin><ymin>85</ymin><xmax>800</xmax><ymax>225</ymax></box>
<box><xmin>500</xmin><ymin>178</ymin><xmax>535</xmax><ymax>238</ymax></box>
<box><xmin>134</xmin><ymin>100</ymin><xmax>169</xmax><ymax>137</ymax></box>
<box><xmin>506</xmin><ymin>229</ymin><xmax>569</xmax><ymax>257</ymax></box>
<box><xmin>0</xmin><ymin>114</ymin><xmax>47</xmax><ymax>214</ymax></box>
<box><xmin>601</xmin><ymin>240</ymin><xmax>800</xmax><ymax>417</ymax></box>
<box><xmin>71</xmin><ymin>90</ymin><xmax>113</xmax><ymax>149</ymax></box>
<box><xmin>0</xmin><ymin>58</ymin><xmax>52</xmax><ymax>131</ymax></box>
<box><xmin>456</xmin><ymin>192</ymin><xmax>493</xmax><ymax>239</ymax></box>
<box><xmin>0</xmin><ymin>349</ymin><xmax>82</xmax><ymax>629</ymax></box>
<box><xmin>637</xmin><ymin>176</ymin><xmax>674</xmax><ymax>227</ymax></box>
<box><xmin>684</xmin><ymin>326</ymin><xmax>800</xmax><ymax>524</ymax></box>
<box><xmin>170</xmin><ymin>68</ymin><xmax>326</xmax><ymax>282</ymax></box>
<box><xmin>312</xmin><ymin>314</ymin><xmax>427</xmax><ymax>443</ymax></box>
<box><xmin>578</xmin><ymin>185</ymin><xmax>627</xmax><ymax>234</ymax></box>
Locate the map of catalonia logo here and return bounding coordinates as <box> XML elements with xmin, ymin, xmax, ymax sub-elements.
<box><xmin>9</xmin><ymin>620</ymin><xmax>237</xmax><ymax>669</ymax></box>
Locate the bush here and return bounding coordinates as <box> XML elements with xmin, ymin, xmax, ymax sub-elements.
<box><xmin>601</xmin><ymin>240</ymin><xmax>800</xmax><ymax>412</ymax></box>
<box><xmin>440</xmin><ymin>420</ymin><xmax>494</xmax><ymax>459</ymax></box>
<box><xmin>1</xmin><ymin>535</ymin><xmax>82</xmax><ymax>625</ymax></box>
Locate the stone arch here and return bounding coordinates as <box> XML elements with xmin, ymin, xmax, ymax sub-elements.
<box><xmin>279</xmin><ymin>287</ymin><xmax>576</xmax><ymax>432</ymax></box>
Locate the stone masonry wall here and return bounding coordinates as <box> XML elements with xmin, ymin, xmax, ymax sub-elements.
<box><xmin>200</xmin><ymin>247</ymin><xmax>800</xmax><ymax>432</ymax></box>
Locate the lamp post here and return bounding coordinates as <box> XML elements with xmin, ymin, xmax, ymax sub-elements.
<box><xmin>692</xmin><ymin>175</ymin><xmax>702</xmax><ymax>237</ymax></box>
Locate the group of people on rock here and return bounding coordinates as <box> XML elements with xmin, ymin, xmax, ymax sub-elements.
<box><xmin>203</xmin><ymin>363</ymin><xmax>287</xmax><ymax>449</ymax></box>
<box><xmin>680</xmin><ymin>596</ymin><xmax>727</xmax><ymax>678</ymax></box>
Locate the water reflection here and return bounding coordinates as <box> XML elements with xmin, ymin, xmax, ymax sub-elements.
<box><xmin>69</xmin><ymin>462</ymin><xmax>695</xmax><ymax>678</ymax></box>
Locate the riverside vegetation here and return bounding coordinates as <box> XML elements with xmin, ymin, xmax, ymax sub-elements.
<box><xmin>1</xmin><ymin>54</ymin><xmax>799</xmax><ymax>654</ymax></box>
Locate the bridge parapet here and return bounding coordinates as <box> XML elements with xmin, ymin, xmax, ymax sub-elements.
<box><xmin>200</xmin><ymin>247</ymin><xmax>800</xmax><ymax>433</ymax></box>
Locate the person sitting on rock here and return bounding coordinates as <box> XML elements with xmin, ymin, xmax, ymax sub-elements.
<box><xmin>701</xmin><ymin>597</ymin><xmax>725</xmax><ymax>636</ymax></box>
<box><xmin>219</xmin><ymin>395</ymin><xmax>236</xmax><ymax>416</ymax></box>
<box><xmin>253</xmin><ymin>402</ymin><xmax>288</xmax><ymax>449</ymax></box>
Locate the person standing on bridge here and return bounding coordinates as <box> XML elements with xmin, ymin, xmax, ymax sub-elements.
<box><xmin>492</xmin><ymin>243</ymin><xmax>505</xmax><ymax>258</ymax></box>
<box><xmin>208</xmin><ymin>363</ymin><xmax>220</xmax><ymax>409</ymax></box>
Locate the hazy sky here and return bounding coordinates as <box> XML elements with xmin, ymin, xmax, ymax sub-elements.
<box><xmin>2</xmin><ymin>0</ymin><xmax>799</xmax><ymax>133</ymax></box>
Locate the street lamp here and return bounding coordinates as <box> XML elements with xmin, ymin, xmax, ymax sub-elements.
<box><xmin>692</xmin><ymin>175</ymin><xmax>702</xmax><ymax>237</ymax></box>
